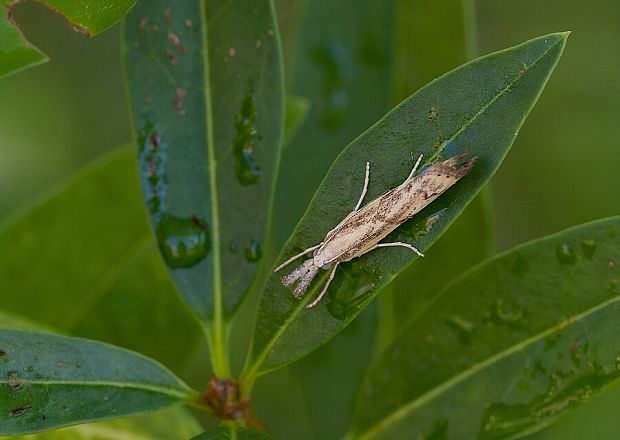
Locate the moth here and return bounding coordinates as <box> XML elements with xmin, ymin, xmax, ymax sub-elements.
<box><xmin>274</xmin><ymin>153</ymin><xmax>477</xmax><ymax>308</ymax></box>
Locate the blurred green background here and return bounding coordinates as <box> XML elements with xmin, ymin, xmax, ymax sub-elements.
<box><xmin>1</xmin><ymin>1</ymin><xmax>618</xmax><ymax>438</ymax></box>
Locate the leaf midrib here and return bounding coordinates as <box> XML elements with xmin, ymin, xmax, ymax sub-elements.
<box><xmin>0</xmin><ymin>379</ymin><xmax>190</xmax><ymax>400</ymax></box>
<box><xmin>200</xmin><ymin>0</ymin><xmax>226</xmax><ymax>375</ymax></box>
<box><xmin>352</xmin><ymin>291</ymin><xmax>620</xmax><ymax>440</ymax></box>
<box><xmin>247</xmin><ymin>36</ymin><xmax>564</xmax><ymax>377</ymax></box>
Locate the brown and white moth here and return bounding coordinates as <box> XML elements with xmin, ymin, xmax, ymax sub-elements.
<box><xmin>274</xmin><ymin>153</ymin><xmax>477</xmax><ymax>308</ymax></box>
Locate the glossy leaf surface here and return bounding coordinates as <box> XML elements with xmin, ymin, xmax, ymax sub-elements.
<box><xmin>376</xmin><ymin>0</ymin><xmax>494</xmax><ymax>348</ymax></box>
<box><xmin>0</xmin><ymin>149</ymin><xmax>200</xmax><ymax>371</ymax></box>
<box><xmin>349</xmin><ymin>216</ymin><xmax>620</xmax><ymax>439</ymax></box>
<box><xmin>0</xmin><ymin>0</ymin><xmax>135</xmax><ymax>79</ymax></box>
<box><xmin>267</xmin><ymin>2</ymin><xmax>394</xmax><ymax>437</ymax></box>
<box><xmin>272</xmin><ymin>0</ymin><xmax>394</xmax><ymax>251</ymax></box>
<box><xmin>0</xmin><ymin>407</ymin><xmax>201</xmax><ymax>439</ymax></box>
<box><xmin>123</xmin><ymin>0</ymin><xmax>283</xmax><ymax>333</ymax></box>
<box><xmin>244</xmin><ymin>33</ymin><xmax>568</xmax><ymax>380</ymax></box>
<box><xmin>0</xmin><ymin>330</ymin><xmax>193</xmax><ymax>435</ymax></box>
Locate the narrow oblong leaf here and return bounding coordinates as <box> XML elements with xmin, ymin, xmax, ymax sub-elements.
<box><xmin>376</xmin><ymin>0</ymin><xmax>494</xmax><ymax>349</ymax></box>
<box><xmin>192</xmin><ymin>425</ymin><xmax>275</xmax><ymax>440</ymax></box>
<box><xmin>0</xmin><ymin>0</ymin><xmax>136</xmax><ymax>79</ymax></box>
<box><xmin>242</xmin><ymin>33</ymin><xmax>568</xmax><ymax>381</ymax></box>
<box><xmin>0</xmin><ymin>330</ymin><xmax>195</xmax><ymax>435</ymax></box>
<box><xmin>0</xmin><ymin>149</ymin><xmax>201</xmax><ymax>371</ymax></box>
<box><xmin>265</xmin><ymin>2</ymin><xmax>394</xmax><ymax>437</ymax></box>
<box><xmin>0</xmin><ymin>407</ymin><xmax>202</xmax><ymax>439</ymax></box>
<box><xmin>123</xmin><ymin>0</ymin><xmax>284</xmax><ymax>327</ymax></box>
<box><xmin>348</xmin><ymin>216</ymin><xmax>620</xmax><ymax>439</ymax></box>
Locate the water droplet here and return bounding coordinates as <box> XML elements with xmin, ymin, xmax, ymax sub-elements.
<box><xmin>446</xmin><ymin>315</ymin><xmax>475</xmax><ymax>344</ymax></box>
<box><xmin>556</xmin><ymin>243</ymin><xmax>577</xmax><ymax>265</ymax></box>
<box><xmin>326</xmin><ymin>263</ymin><xmax>382</xmax><ymax>321</ymax></box>
<box><xmin>490</xmin><ymin>299</ymin><xmax>525</xmax><ymax>325</ymax></box>
<box><xmin>608</xmin><ymin>279</ymin><xmax>618</xmax><ymax>294</ymax></box>
<box><xmin>442</xmin><ymin>140</ymin><xmax>457</xmax><ymax>158</ymax></box>
<box><xmin>155</xmin><ymin>214</ymin><xmax>209</xmax><ymax>269</ymax></box>
<box><xmin>244</xmin><ymin>239</ymin><xmax>262</xmax><ymax>262</ymax></box>
<box><xmin>233</xmin><ymin>81</ymin><xmax>262</xmax><ymax>185</ymax></box>
<box><xmin>479</xmin><ymin>361</ymin><xmax>620</xmax><ymax>439</ymax></box>
<box><xmin>411</xmin><ymin>209</ymin><xmax>445</xmax><ymax>240</ymax></box>
<box><xmin>7</xmin><ymin>372</ymin><xmax>23</xmax><ymax>390</ymax></box>
<box><xmin>581</xmin><ymin>239</ymin><xmax>596</xmax><ymax>260</ymax></box>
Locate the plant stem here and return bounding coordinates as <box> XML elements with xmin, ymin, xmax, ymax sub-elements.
<box><xmin>205</xmin><ymin>322</ymin><xmax>231</xmax><ymax>378</ymax></box>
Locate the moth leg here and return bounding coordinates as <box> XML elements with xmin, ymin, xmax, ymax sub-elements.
<box><xmin>307</xmin><ymin>263</ymin><xmax>339</xmax><ymax>308</ymax></box>
<box><xmin>406</xmin><ymin>154</ymin><xmax>424</xmax><ymax>181</ymax></box>
<box><xmin>374</xmin><ymin>241</ymin><xmax>425</xmax><ymax>257</ymax></box>
<box><xmin>353</xmin><ymin>161</ymin><xmax>371</xmax><ymax>211</ymax></box>
<box><xmin>274</xmin><ymin>243</ymin><xmax>323</xmax><ymax>273</ymax></box>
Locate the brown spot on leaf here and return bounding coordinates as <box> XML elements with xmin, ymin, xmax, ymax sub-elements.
<box><xmin>164</xmin><ymin>9</ymin><xmax>172</xmax><ymax>23</ymax></box>
<box><xmin>166</xmin><ymin>48</ymin><xmax>177</xmax><ymax>64</ymax></box>
<box><xmin>173</xmin><ymin>87</ymin><xmax>187</xmax><ymax>116</ymax></box>
<box><xmin>10</xmin><ymin>404</ymin><xmax>31</xmax><ymax>416</ymax></box>
<box><xmin>139</xmin><ymin>17</ymin><xmax>149</xmax><ymax>32</ymax></box>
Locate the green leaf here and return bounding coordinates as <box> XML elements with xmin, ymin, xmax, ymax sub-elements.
<box><xmin>0</xmin><ymin>149</ymin><xmax>201</xmax><ymax>372</ymax></box>
<box><xmin>348</xmin><ymin>216</ymin><xmax>620</xmax><ymax>439</ymax></box>
<box><xmin>376</xmin><ymin>0</ymin><xmax>494</xmax><ymax>349</ymax></box>
<box><xmin>377</xmin><ymin>194</ymin><xmax>494</xmax><ymax>349</ymax></box>
<box><xmin>192</xmin><ymin>425</ymin><xmax>275</xmax><ymax>440</ymax></box>
<box><xmin>242</xmin><ymin>32</ymin><xmax>568</xmax><ymax>383</ymax></box>
<box><xmin>266</xmin><ymin>2</ymin><xmax>394</xmax><ymax>437</ymax></box>
<box><xmin>0</xmin><ymin>8</ymin><xmax>47</xmax><ymax>79</ymax></box>
<box><xmin>272</xmin><ymin>0</ymin><xmax>394</xmax><ymax>250</ymax></box>
<box><xmin>389</xmin><ymin>0</ymin><xmax>475</xmax><ymax>101</ymax></box>
<box><xmin>123</xmin><ymin>0</ymin><xmax>284</xmax><ymax>375</ymax></box>
<box><xmin>0</xmin><ymin>310</ymin><xmax>58</xmax><ymax>334</ymax></box>
<box><xmin>0</xmin><ymin>330</ymin><xmax>194</xmax><ymax>435</ymax></box>
<box><xmin>283</xmin><ymin>95</ymin><xmax>310</xmax><ymax>147</ymax></box>
<box><xmin>0</xmin><ymin>0</ymin><xmax>136</xmax><ymax>79</ymax></box>
<box><xmin>291</xmin><ymin>306</ymin><xmax>377</xmax><ymax>440</ymax></box>
<box><xmin>0</xmin><ymin>407</ymin><xmax>202</xmax><ymax>439</ymax></box>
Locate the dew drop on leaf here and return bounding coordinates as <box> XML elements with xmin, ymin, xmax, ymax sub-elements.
<box><xmin>581</xmin><ymin>239</ymin><xmax>597</xmax><ymax>260</ymax></box>
<box><xmin>155</xmin><ymin>214</ymin><xmax>209</xmax><ymax>269</ymax></box>
<box><xmin>490</xmin><ymin>299</ymin><xmax>525</xmax><ymax>325</ymax></box>
<box><xmin>555</xmin><ymin>242</ymin><xmax>577</xmax><ymax>265</ymax></box>
<box><xmin>326</xmin><ymin>263</ymin><xmax>382</xmax><ymax>321</ymax></box>
<box><xmin>445</xmin><ymin>315</ymin><xmax>475</xmax><ymax>344</ymax></box>
<box><xmin>233</xmin><ymin>81</ymin><xmax>262</xmax><ymax>185</ymax></box>
<box><xmin>244</xmin><ymin>239</ymin><xmax>262</xmax><ymax>262</ymax></box>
